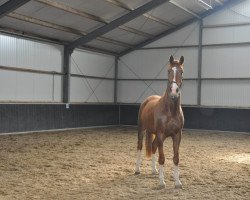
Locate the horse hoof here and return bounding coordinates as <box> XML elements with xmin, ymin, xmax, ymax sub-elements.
<box><xmin>159</xmin><ymin>181</ymin><xmax>166</xmax><ymax>189</ymax></box>
<box><xmin>152</xmin><ymin>170</ymin><xmax>158</xmax><ymax>175</ymax></box>
<box><xmin>134</xmin><ymin>171</ymin><xmax>140</xmax><ymax>175</ymax></box>
<box><xmin>175</xmin><ymin>184</ymin><xmax>182</xmax><ymax>189</ymax></box>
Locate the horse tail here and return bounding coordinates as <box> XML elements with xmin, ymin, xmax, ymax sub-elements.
<box><xmin>145</xmin><ymin>131</ymin><xmax>153</xmax><ymax>158</ymax></box>
<box><xmin>137</xmin><ymin>106</ymin><xmax>144</xmax><ymax>151</ymax></box>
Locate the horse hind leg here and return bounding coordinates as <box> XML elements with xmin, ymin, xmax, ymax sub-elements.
<box><xmin>151</xmin><ymin>135</ymin><xmax>158</xmax><ymax>175</ymax></box>
<box><xmin>135</xmin><ymin>127</ymin><xmax>144</xmax><ymax>175</ymax></box>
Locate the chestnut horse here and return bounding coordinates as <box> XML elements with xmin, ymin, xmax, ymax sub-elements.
<box><xmin>135</xmin><ymin>55</ymin><xmax>184</xmax><ymax>188</ymax></box>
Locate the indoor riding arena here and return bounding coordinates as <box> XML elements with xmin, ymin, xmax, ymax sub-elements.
<box><xmin>0</xmin><ymin>0</ymin><xmax>249</xmax><ymax>200</ymax></box>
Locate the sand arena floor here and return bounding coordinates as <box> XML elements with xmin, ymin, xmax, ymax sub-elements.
<box><xmin>0</xmin><ymin>127</ymin><xmax>249</xmax><ymax>200</ymax></box>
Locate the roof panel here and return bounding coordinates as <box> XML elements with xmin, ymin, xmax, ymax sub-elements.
<box><xmin>14</xmin><ymin>1</ymin><xmax>46</xmax><ymax>16</ymax></box>
<box><xmin>0</xmin><ymin>0</ymin><xmax>9</xmax><ymax>7</ymax></box>
<box><xmin>86</xmin><ymin>39</ymin><xmax>127</xmax><ymax>53</ymax></box>
<box><xmin>15</xmin><ymin>1</ymin><xmax>103</xmax><ymax>33</ymax></box>
<box><xmin>0</xmin><ymin>16</ymin><xmax>78</xmax><ymax>42</ymax></box>
<box><xmin>117</xmin><ymin>0</ymin><xmax>151</xmax><ymax>9</ymax></box>
<box><xmin>51</xmin><ymin>13</ymin><xmax>103</xmax><ymax>33</ymax></box>
<box><xmin>124</xmin><ymin>15</ymin><xmax>170</xmax><ymax>35</ymax></box>
<box><xmin>103</xmin><ymin>28</ymin><xmax>146</xmax><ymax>45</ymax></box>
<box><xmin>152</xmin><ymin>2</ymin><xmax>193</xmax><ymax>24</ymax></box>
<box><xmin>53</xmin><ymin>0</ymin><xmax>128</xmax><ymax>22</ymax></box>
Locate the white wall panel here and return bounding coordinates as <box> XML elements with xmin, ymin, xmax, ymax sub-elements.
<box><xmin>0</xmin><ymin>71</ymin><xmax>61</xmax><ymax>102</ymax></box>
<box><xmin>119</xmin><ymin>48</ymin><xmax>198</xmax><ymax>79</ymax></box>
<box><xmin>202</xmin><ymin>45</ymin><xmax>250</xmax><ymax>78</ymax></box>
<box><xmin>117</xmin><ymin>81</ymin><xmax>159</xmax><ymax>103</ymax></box>
<box><xmin>71</xmin><ymin>49</ymin><xmax>115</xmax><ymax>78</ymax></box>
<box><xmin>0</xmin><ymin>34</ymin><xmax>63</xmax><ymax>102</ymax></box>
<box><xmin>0</xmin><ymin>34</ymin><xmax>63</xmax><ymax>71</ymax></box>
<box><xmin>203</xmin><ymin>1</ymin><xmax>250</xmax><ymax>26</ymax></box>
<box><xmin>201</xmin><ymin>80</ymin><xmax>250</xmax><ymax>107</ymax></box>
<box><xmin>181</xmin><ymin>80</ymin><xmax>197</xmax><ymax>105</ymax></box>
<box><xmin>145</xmin><ymin>22</ymin><xmax>199</xmax><ymax>47</ymax></box>
<box><xmin>203</xmin><ymin>25</ymin><xmax>250</xmax><ymax>44</ymax></box>
<box><xmin>70</xmin><ymin>77</ymin><xmax>114</xmax><ymax>103</ymax></box>
<box><xmin>117</xmin><ymin>80</ymin><xmax>197</xmax><ymax>105</ymax></box>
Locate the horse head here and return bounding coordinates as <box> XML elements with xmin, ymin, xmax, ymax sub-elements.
<box><xmin>168</xmin><ymin>55</ymin><xmax>184</xmax><ymax>100</ymax></box>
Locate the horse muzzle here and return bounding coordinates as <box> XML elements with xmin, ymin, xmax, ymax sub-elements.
<box><xmin>170</xmin><ymin>82</ymin><xmax>180</xmax><ymax>99</ymax></box>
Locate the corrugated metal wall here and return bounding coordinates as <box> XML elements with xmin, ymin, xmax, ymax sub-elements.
<box><xmin>0</xmin><ymin>34</ymin><xmax>115</xmax><ymax>103</ymax></box>
<box><xmin>70</xmin><ymin>49</ymin><xmax>115</xmax><ymax>103</ymax></box>
<box><xmin>118</xmin><ymin>1</ymin><xmax>250</xmax><ymax>108</ymax></box>
<box><xmin>202</xmin><ymin>0</ymin><xmax>250</xmax><ymax>107</ymax></box>
<box><xmin>118</xmin><ymin>22</ymin><xmax>199</xmax><ymax>105</ymax></box>
<box><xmin>0</xmin><ymin>34</ymin><xmax>63</xmax><ymax>102</ymax></box>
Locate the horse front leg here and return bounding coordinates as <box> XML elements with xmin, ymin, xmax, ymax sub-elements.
<box><xmin>157</xmin><ymin>132</ymin><xmax>166</xmax><ymax>187</ymax></box>
<box><xmin>172</xmin><ymin>131</ymin><xmax>182</xmax><ymax>189</ymax></box>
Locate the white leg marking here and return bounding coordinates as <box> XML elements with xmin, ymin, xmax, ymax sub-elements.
<box><xmin>173</xmin><ymin>165</ymin><xmax>182</xmax><ymax>188</ymax></box>
<box><xmin>135</xmin><ymin>150</ymin><xmax>142</xmax><ymax>174</ymax></box>
<box><xmin>152</xmin><ymin>154</ymin><xmax>158</xmax><ymax>174</ymax></box>
<box><xmin>159</xmin><ymin>165</ymin><xmax>166</xmax><ymax>187</ymax></box>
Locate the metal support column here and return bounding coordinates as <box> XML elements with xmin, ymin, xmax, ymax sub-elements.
<box><xmin>114</xmin><ymin>56</ymin><xmax>119</xmax><ymax>104</ymax></box>
<box><xmin>63</xmin><ymin>45</ymin><xmax>72</xmax><ymax>103</ymax></box>
<box><xmin>197</xmin><ymin>19</ymin><xmax>203</xmax><ymax>106</ymax></box>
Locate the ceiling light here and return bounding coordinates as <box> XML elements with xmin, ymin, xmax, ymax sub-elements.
<box><xmin>198</xmin><ymin>0</ymin><xmax>213</xmax><ymax>10</ymax></box>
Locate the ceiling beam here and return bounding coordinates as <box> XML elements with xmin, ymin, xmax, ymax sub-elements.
<box><xmin>169</xmin><ymin>0</ymin><xmax>201</xmax><ymax>19</ymax></box>
<box><xmin>0</xmin><ymin>0</ymin><xmax>30</xmax><ymax>18</ymax></box>
<box><xmin>105</xmin><ymin>0</ymin><xmax>175</xmax><ymax>28</ymax></box>
<box><xmin>67</xmin><ymin>0</ymin><xmax>169</xmax><ymax>51</ymax></box>
<box><xmin>35</xmin><ymin>0</ymin><xmax>152</xmax><ymax>38</ymax></box>
<box><xmin>7</xmin><ymin>12</ymin><xmax>132</xmax><ymax>48</ymax></box>
<box><xmin>119</xmin><ymin>0</ymin><xmax>243</xmax><ymax>57</ymax></box>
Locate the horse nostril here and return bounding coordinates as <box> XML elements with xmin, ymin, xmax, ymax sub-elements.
<box><xmin>176</xmin><ymin>88</ymin><xmax>179</xmax><ymax>93</ymax></box>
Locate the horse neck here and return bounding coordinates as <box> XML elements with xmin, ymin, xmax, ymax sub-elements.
<box><xmin>163</xmin><ymin>88</ymin><xmax>181</xmax><ymax>116</ymax></box>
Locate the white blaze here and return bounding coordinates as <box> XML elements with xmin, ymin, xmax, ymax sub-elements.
<box><xmin>171</xmin><ymin>67</ymin><xmax>178</xmax><ymax>95</ymax></box>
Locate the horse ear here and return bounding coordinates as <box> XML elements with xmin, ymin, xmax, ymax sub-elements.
<box><xmin>179</xmin><ymin>56</ymin><xmax>184</xmax><ymax>65</ymax></box>
<box><xmin>169</xmin><ymin>55</ymin><xmax>174</xmax><ymax>65</ymax></box>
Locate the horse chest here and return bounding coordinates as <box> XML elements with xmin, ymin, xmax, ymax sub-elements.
<box><xmin>156</xmin><ymin>115</ymin><xmax>182</xmax><ymax>134</ymax></box>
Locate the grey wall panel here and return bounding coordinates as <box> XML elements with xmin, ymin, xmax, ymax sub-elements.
<box><xmin>117</xmin><ymin>80</ymin><xmax>197</xmax><ymax>105</ymax></box>
<box><xmin>145</xmin><ymin>22</ymin><xmax>199</xmax><ymax>47</ymax></box>
<box><xmin>119</xmin><ymin>48</ymin><xmax>198</xmax><ymax>79</ymax></box>
<box><xmin>202</xmin><ymin>46</ymin><xmax>250</xmax><ymax>78</ymax></box>
<box><xmin>71</xmin><ymin>49</ymin><xmax>115</xmax><ymax>78</ymax></box>
<box><xmin>70</xmin><ymin>77</ymin><xmax>114</xmax><ymax>103</ymax></box>
<box><xmin>203</xmin><ymin>25</ymin><xmax>250</xmax><ymax>45</ymax></box>
<box><xmin>0</xmin><ymin>70</ymin><xmax>62</xmax><ymax>102</ymax></box>
<box><xmin>0</xmin><ymin>34</ymin><xmax>63</xmax><ymax>71</ymax></box>
<box><xmin>0</xmin><ymin>33</ymin><xmax>63</xmax><ymax>102</ymax></box>
<box><xmin>201</xmin><ymin>80</ymin><xmax>250</xmax><ymax>107</ymax></box>
<box><xmin>117</xmin><ymin>81</ymin><xmax>153</xmax><ymax>103</ymax></box>
<box><xmin>181</xmin><ymin>80</ymin><xmax>197</xmax><ymax>105</ymax></box>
